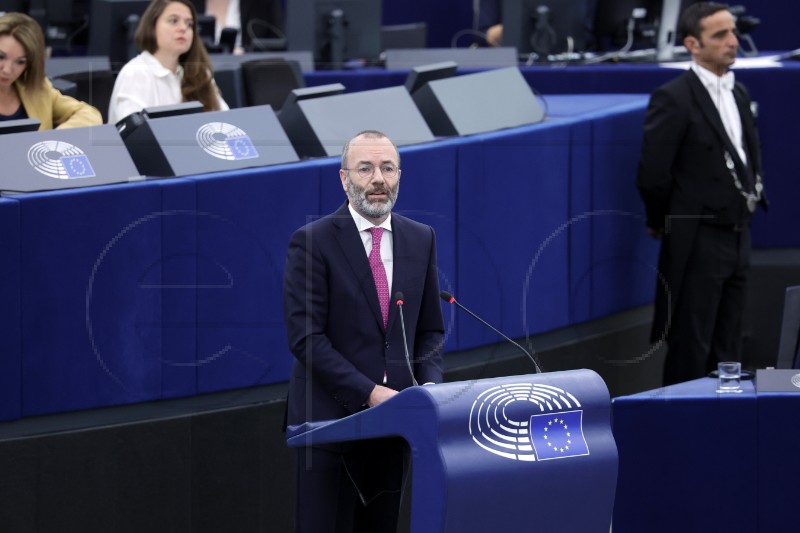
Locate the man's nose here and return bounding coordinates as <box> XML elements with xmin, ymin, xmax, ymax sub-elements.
<box><xmin>371</xmin><ymin>170</ymin><xmax>387</xmax><ymax>184</ymax></box>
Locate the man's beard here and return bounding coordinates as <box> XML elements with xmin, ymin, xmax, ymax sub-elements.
<box><xmin>346</xmin><ymin>175</ymin><xmax>399</xmax><ymax>219</ymax></box>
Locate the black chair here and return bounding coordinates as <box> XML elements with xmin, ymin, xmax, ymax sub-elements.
<box><xmin>197</xmin><ymin>14</ymin><xmax>217</xmax><ymax>49</ymax></box>
<box><xmin>777</xmin><ymin>285</ymin><xmax>800</xmax><ymax>369</ymax></box>
<box><xmin>240</xmin><ymin>58</ymin><xmax>304</xmax><ymax>111</ymax></box>
<box><xmin>54</xmin><ymin>69</ymin><xmax>117</xmax><ymax>123</ymax></box>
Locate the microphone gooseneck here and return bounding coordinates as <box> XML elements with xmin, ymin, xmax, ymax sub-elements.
<box><xmin>395</xmin><ymin>291</ymin><xmax>418</xmax><ymax>386</ymax></box>
<box><xmin>439</xmin><ymin>291</ymin><xmax>542</xmax><ymax>373</ymax></box>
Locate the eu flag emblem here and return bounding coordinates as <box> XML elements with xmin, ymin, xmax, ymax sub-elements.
<box><xmin>226</xmin><ymin>137</ymin><xmax>259</xmax><ymax>160</ymax></box>
<box><xmin>61</xmin><ymin>155</ymin><xmax>96</xmax><ymax>179</ymax></box>
<box><xmin>529</xmin><ymin>410</ymin><xmax>590</xmax><ymax>461</ymax></box>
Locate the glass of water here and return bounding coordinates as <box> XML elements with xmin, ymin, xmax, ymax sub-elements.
<box><xmin>716</xmin><ymin>361</ymin><xmax>742</xmax><ymax>393</ymax></box>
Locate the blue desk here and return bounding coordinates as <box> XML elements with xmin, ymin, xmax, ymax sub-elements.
<box><xmin>613</xmin><ymin>378</ymin><xmax>800</xmax><ymax>532</ymax></box>
<box><xmin>307</xmin><ymin>61</ymin><xmax>800</xmax><ymax>249</ymax></box>
<box><xmin>0</xmin><ymin>94</ymin><xmax>656</xmax><ymax>421</ymax></box>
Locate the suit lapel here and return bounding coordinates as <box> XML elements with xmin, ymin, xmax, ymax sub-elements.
<box><xmin>733</xmin><ymin>84</ymin><xmax>758</xmax><ymax>175</ymax></box>
<box><xmin>332</xmin><ymin>203</ymin><xmax>387</xmax><ymax>333</ymax></box>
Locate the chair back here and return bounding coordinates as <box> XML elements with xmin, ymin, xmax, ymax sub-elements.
<box><xmin>240</xmin><ymin>59</ymin><xmax>304</xmax><ymax>110</ymax></box>
<box><xmin>55</xmin><ymin>69</ymin><xmax>118</xmax><ymax>123</ymax></box>
<box><xmin>381</xmin><ymin>22</ymin><xmax>428</xmax><ymax>50</ymax></box>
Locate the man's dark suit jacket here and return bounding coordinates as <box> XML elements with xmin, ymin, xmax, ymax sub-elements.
<box><xmin>283</xmin><ymin>202</ymin><xmax>444</xmax><ymax>427</ymax></box>
<box><xmin>637</xmin><ymin>68</ymin><xmax>767</xmax><ymax>342</ymax></box>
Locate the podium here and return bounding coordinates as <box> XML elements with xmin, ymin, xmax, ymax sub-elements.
<box><xmin>288</xmin><ymin>369</ymin><xmax>617</xmax><ymax>532</ymax></box>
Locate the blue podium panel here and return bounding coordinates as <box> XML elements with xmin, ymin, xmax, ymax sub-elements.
<box><xmin>756</xmin><ymin>390</ymin><xmax>800</xmax><ymax>532</ymax></box>
<box><xmin>0</xmin><ymin>125</ymin><xmax>141</xmax><ymax>193</ymax></box>
<box><xmin>288</xmin><ymin>370</ymin><xmax>617</xmax><ymax>533</ymax></box>
<box><xmin>612</xmin><ymin>378</ymin><xmax>759</xmax><ymax>533</ymax></box>
<box><xmin>456</xmin><ymin>124</ymin><xmax>572</xmax><ymax>351</ymax></box>
<box><xmin>0</xmin><ymin>199</ymin><xmax>21</xmax><ymax>421</ymax></box>
<box><xmin>18</xmin><ymin>183</ymin><xmax>169</xmax><ymax>416</ymax></box>
<box><xmin>191</xmin><ymin>161</ymin><xmax>324</xmax><ymax>392</ymax></box>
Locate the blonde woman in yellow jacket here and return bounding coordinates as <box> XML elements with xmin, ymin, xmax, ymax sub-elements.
<box><xmin>0</xmin><ymin>12</ymin><xmax>101</xmax><ymax>129</ymax></box>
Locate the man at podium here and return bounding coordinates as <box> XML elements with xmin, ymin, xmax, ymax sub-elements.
<box><xmin>283</xmin><ymin>130</ymin><xmax>445</xmax><ymax>532</ymax></box>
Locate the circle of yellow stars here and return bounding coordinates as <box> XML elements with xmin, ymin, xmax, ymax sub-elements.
<box><xmin>67</xmin><ymin>157</ymin><xmax>89</xmax><ymax>176</ymax></box>
<box><xmin>542</xmin><ymin>417</ymin><xmax>572</xmax><ymax>453</ymax></box>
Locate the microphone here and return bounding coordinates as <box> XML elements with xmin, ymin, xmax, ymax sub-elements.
<box><xmin>395</xmin><ymin>292</ymin><xmax>418</xmax><ymax>386</ymax></box>
<box><xmin>440</xmin><ymin>291</ymin><xmax>542</xmax><ymax>373</ymax></box>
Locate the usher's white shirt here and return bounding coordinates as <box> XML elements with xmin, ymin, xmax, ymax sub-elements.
<box><xmin>107</xmin><ymin>51</ymin><xmax>228</xmax><ymax>124</ymax></box>
<box><xmin>691</xmin><ymin>62</ymin><xmax>747</xmax><ymax>164</ymax></box>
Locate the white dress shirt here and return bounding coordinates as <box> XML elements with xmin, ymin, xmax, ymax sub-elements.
<box><xmin>348</xmin><ymin>203</ymin><xmax>394</xmax><ymax>295</ymax></box>
<box><xmin>107</xmin><ymin>51</ymin><xmax>229</xmax><ymax>124</ymax></box>
<box><xmin>691</xmin><ymin>62</ymin><xmax>747</xmax><ymax>165</ymax></box>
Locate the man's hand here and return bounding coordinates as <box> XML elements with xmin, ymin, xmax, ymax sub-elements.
<box><xmin>367</xmin><ymin>384</ymin><xmax>398</xmax><ymax>407</ymax></box>
<box><xmin>486</xmin><ymin>24</ymin><xmax>503</xmax><ymax>47</ymax></box>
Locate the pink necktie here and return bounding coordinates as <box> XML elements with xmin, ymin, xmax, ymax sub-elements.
<box><xmin>368</xmin><ymin>227</ymin><xmax>389</xmax><ymax>329</ymax></box>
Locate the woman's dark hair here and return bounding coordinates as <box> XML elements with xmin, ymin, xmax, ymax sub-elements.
<box><xmin>134</xmin><ymin>0</ymin><xmax>222</xmax><ymax>111</ymax></box>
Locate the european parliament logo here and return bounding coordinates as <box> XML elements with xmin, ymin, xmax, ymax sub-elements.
<box><xmin>196</xmin><ymin>122</ymin><xmax>259</xmax><ymax>161</ymax></box>
<box><xmin>27</xmin><ymin>140</ymin><xmax>96</xmax><ymax>179</ymax></box>
<box><xmin>469</xmin><ymin>382</ymin><xmax>590</xmax><ymax>461</ymax></box>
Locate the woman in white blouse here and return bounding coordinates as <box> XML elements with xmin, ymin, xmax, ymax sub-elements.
<box><xmin>108</xmin><ymin>0</ymin><xmax>228</xmax><ymax>124</ymax></box>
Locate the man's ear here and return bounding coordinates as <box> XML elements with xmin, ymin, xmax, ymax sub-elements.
<box><xmin>339</xmin><ymin>169</ymin><xmax>348</xmax><ymax>191</ymax></box>
<box><xmin>684</xmin><ymin>35</ymin><xmax>700</xmax><ymax>54</ymax></box>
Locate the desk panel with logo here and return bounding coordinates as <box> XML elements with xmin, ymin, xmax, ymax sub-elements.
<box><xmin>123</xmin><ymin>105</ymin><xmax>298</xmax><ymax>177</ymax></box>
<box><xmin>0</xmin><ymin>125</ymin><xmax>140</xmax><ymax>194</ymax></box>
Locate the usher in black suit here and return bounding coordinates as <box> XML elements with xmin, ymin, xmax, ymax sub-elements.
<box><xmin>638</xmin><ymin>67</ymin><xmax>767</xmax><ymax>385</ymax></box>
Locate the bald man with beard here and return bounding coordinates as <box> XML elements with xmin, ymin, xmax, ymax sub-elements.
<box><xmin>283</xmin><ymin>130</ymin><xmax>444</xmax><ymax>533</ymax></box>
